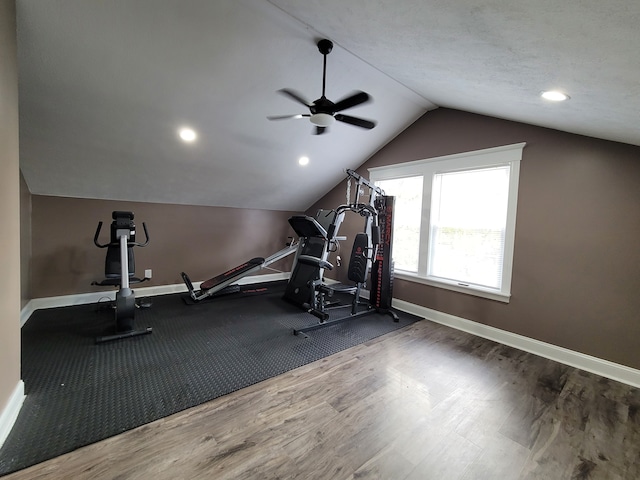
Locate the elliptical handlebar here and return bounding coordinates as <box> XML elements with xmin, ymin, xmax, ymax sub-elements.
<box><xmin>93</xmin><ymin>221</ymin><xmax>108</xmax><ymax>248</ymax></box>
<box><xmin>136</xmin><ymin>222</ymin><xmax>150</xmax><ymax>247</ymax></box>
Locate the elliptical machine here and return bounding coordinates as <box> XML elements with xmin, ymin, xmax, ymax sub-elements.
<box><xmin>92</xmin><ymin>211</ymin><xmax>152</xmax><ymax>343</ymax></box>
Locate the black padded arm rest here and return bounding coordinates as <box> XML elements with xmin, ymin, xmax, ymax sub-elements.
<box><xmin>297</xmin><ymin>255</ymin><xmax>333</xmax><ymax>270</ymax></box>
<box><xmin>288</xmin><ymin>215</ymin><xmax>328</xmax><ymax>239</ymax></box>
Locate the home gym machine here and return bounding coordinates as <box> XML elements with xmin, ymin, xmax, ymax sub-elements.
<box><xmin>282</xmin><ymin>209</ymin><xmax>342</xmax><ymax>310</ymax></box>
<box><xmin>284</xmin><ymin>169</ymin><xmax>398</xmax><ymax>336</ymax></box>
<box><xmin>180</xmin><ymin>240</ymin><xmax>299</xmax><ymax>303</ymax></box>
<box><xmin>92</xmin><ymin>211</ymin><xmax>152</xmax><ymax>343</ymax></box>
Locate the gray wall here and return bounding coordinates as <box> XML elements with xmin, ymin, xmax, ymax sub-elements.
<box><xmin>308</xmin><ymin>108</ymin><xmax>640</xmax><ymax>370</ymax></box>
<box><xmin>0</xmin><ymin>0</ymin><xmax>21</xmax><ymax>418</ymax></box>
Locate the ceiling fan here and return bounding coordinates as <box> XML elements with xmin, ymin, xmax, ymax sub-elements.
<box><xmin>268</xmin><ymin>39</ymin><xmax>377</xmax><ymax>135</ymax></box>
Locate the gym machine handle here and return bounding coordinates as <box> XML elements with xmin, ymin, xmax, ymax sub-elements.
<box><xmin>371</xmin><ymin>225</ymin><xmax>381</xmax><ymax>246</ymax></box>
<box><xmin>93</xmin><ymin>221</ymin><xmax>150</xmax><ymax>248</ymax></box>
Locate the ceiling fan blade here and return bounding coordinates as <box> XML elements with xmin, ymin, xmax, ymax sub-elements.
<box><xmin>314</xmin><ymin>126</ymin><xmax>327</xmax><ymax>135</ymax></box>
<box><xmin>335</xmin><ymin>114</ymin><xmax>376</xmax><ymax>129</ymax></box>
<box><xmin>278</xmin><ymin>88</ymin><xmax>312</xmax><ymax>108</ymax></box>
<box><xmin>332</xmin><ymin>91</ymin><xmax>371</xmax><ymax>112</ymax></box>
<box><xmin>267</xmin><ymin>114</ymin><xmax>310</xmax><ymax>121</ymax></box>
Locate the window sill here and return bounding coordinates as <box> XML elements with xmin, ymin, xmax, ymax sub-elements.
<box><xmin>394</xmin><ymin>271</ymin><xmax>511</xmax><ymax>303</ymax></box>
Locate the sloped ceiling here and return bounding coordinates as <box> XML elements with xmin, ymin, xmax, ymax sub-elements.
<box><xmin>16</xmin><ymin>0</ymin><xmax>640</xmax><ymax>211</ymax></box>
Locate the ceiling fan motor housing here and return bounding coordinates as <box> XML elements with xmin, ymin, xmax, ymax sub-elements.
<box><xmin>310</xmin><ymin>96</ymin><xmax>335</xmax><ymax>114</ymax></box>
<box><xmin>317</xmin><ymin>39</ymin><xmax>333</xmax><ymax>55</ymax></box>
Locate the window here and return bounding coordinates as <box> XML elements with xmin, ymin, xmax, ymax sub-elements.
<box><xmin>374</xmin><ymin>175</ymin><xmax>423</xmax><ymax>272</ymax></box>
<box><xmin>370</xmin><ymin>143</ymin><xmax>524</xmax><ymax>302</ymax></box>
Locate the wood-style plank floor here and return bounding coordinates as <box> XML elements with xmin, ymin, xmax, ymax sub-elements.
<box><xmin>4</xmin><ymin>319</ymin><xmax>640</xmax><ymax>479</ymax></box>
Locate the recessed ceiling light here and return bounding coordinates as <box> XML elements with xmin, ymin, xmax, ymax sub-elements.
<box><xmin>541</xmin><ymin>91</ymin><xmax>570</xmax><ymax>102</ymax></box>
<box><xmin>179</xmin><ymin>128</ymin><xmax>197</xmax><ymax>142</ymax></box>
<box><xmin>298</xmin><ymin>156</ymin><xmax>309</xmax><ymax>166</ymax></box>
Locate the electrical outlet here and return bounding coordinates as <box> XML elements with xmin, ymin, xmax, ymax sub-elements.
<box><xmin>145</xmin><ymin>269</ymin><xmax>152</xmax><ymax>279</ymax></box>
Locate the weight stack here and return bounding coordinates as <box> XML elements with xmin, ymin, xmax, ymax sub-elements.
<box><xmin>370</xmin><ymin>196</ymin><xmax>395</xmax><ymax>311</ymax></box>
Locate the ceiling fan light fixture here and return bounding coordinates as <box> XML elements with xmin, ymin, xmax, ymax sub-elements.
<box><xmin>309</xmin><ymin>113</ymin><xmax>335</xmax><ymax>127</ymax></box>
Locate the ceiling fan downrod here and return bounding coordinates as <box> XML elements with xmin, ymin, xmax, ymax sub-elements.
<box><xmin>317</xmin><ymin>39</ymin><xmax>333</xmax><ymax>98</ymax></box>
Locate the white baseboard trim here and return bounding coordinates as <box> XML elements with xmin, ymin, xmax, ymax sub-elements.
<box><xmin>0</xmin><ymin>381</ymin><xmax>25</xmax><ymax>449</ymax></box>
<box><xmin>391</xmin><ymin>298</ymin><xmax>640</xmax><ymax>389</ymax></box>
<box><xmin>21</xmin><ymin>272</ymin><xmax>290</xmax><ymax>327</ymax></box>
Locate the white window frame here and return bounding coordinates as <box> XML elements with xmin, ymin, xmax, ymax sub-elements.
<box><xmin>369</xmin><ymin>143</ymin><xmax>525</xmax><ymax>303</ymax></box>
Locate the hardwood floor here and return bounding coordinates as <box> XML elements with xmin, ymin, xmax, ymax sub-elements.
<box><xmin>4</xmin><ymin>319</ymin><xmax>640</xmax><ymax>479</ymax></box>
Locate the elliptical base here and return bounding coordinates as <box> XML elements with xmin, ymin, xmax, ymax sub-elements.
<box><xmin>95</xmin><ymin>327</ymin><xmax>153</xmax><ymax>344</ymax></box>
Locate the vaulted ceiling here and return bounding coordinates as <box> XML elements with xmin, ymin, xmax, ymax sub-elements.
<box><xmin>16</xmin><ymin>0</ymin><xmax>640</xmax><ymax>211</ymax></box>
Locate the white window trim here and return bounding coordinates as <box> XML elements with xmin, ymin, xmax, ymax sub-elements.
<box><xmin>369</xmin><ymin>142</ymin><xmax>525</xmax><ymax>303</ymax></box>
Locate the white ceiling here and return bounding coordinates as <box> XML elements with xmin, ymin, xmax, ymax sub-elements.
<box><xmin>16</xmin><ymin>0</ymin><xmax>640</xmax><ymax>211</ymax></box>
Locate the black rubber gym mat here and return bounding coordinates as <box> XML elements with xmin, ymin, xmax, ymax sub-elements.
<box><xmin>0</xmin><ymin>282</ymin><xmax>420</xmax><ymax>475</ymax></box>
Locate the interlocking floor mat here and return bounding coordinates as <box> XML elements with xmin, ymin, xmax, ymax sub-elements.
<box><xmin>0</xmin><ymin>283</ymin><xmax>420</xmax><ymax>475</ymax></box>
